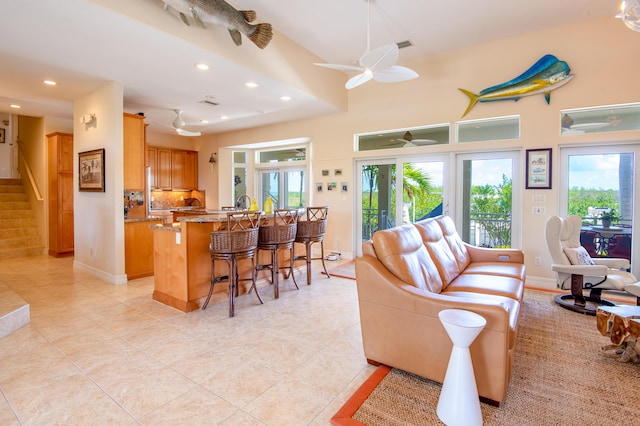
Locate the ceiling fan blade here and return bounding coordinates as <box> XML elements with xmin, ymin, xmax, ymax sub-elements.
<box><xmin>373</xmin><ymin>65</ymin><xmax>419</xmax><ymax>83</ymax></box>
<box><xmin>176</xmin><ymin>128</ymin><xmax>201</xmax><ymax>137</ymax></box>
<box><xmin>345</xmin><ymin>71</ymin><xmax>373</xmax><ymax>89</ymax></box>
<box><xmin>411</xmin><ymin>139</ymin><xmax>438</xmax><ymax>145</ymax></box>
<box><xmin>314</xmin><ymin>63</ymin><xmax>364</xmax><ymax>73</ymax></box>
<box><xmin>359</xmin><ymin>43</ymin><xmax>399</xmax><ymax>71</ymax></box>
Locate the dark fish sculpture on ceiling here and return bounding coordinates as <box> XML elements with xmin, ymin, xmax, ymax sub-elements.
<box><xmin>162</xmin><ymin>0</ymin><xmax>273</xmax><ymax>49</ymax></box>
<box><xmin>458</xmin><ymin>54</ymin><xmax>574</xmax><ymax>118</ymax></box>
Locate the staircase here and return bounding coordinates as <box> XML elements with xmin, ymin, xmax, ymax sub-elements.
<box><xmin>0</xmin><ymin>178</ymin><xmax>44</xmax><ymax>258</ymax></box>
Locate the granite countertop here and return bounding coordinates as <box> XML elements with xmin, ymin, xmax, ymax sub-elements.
<box><xmin>150</xmin><ymin>222</ymin><xmax>182</xmax><ymax>232</ymax></box>
<box><xmin>124</xmin><ymin>216</ymin><xmax>165</xmax><ymax>223</ymax></box>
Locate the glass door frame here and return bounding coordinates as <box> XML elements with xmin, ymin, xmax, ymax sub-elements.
<box><xmin>453</xmin><ymin>150</ymin><xmax>522</xmax><ymax>249</ymax></box>
<box><xmin>559</xmin><ymin>143</ymin><xmax>640</xmax><ymax>273</ymax></box>
<box><xmin>355</xmin><ymin>154</ymin><xmax>451</xmax><ymax>256</ymax></box>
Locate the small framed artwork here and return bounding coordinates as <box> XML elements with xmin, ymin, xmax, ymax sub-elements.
<box><xmin>341</xmin><ymin>182</ymin><xmax>348</xmax><ymax>192</ymax></box>
<box><xmin>327</xmin><ymin>182</ymin><xmax>337</xmax><ymax>191</ymax></box>
<box><xmin>525</xmin><ymin>148</ymin><xmax>552</xmax><ymax>189</ymax></box>
<box><xmin>0</xmin><ymin>128</ymin><xmax>5</xmax><ymax>143</ymax></box>
<box><xmin>334</xmin><ymin>168</ymin><xmax>342</xmax><ymax>176</ymax></box>
<box><xmin>322</xmin><ymin>169</ymin><xmax>329</xmax><ymax>176</ymax></box>
<box><xmin>79</xmin><ymin>148</ymin><xmax>105</xmax><ymax>192</ymax></box>
<box><xmin>316</xmin><ymin>182</ymin><xmax>323</xmax><ymax>192</ymax></box>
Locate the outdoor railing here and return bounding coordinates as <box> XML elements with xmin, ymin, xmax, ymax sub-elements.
<box><xmin>361</xmin><ymin>208</ymin><xmax>511</xmax><ymax>248</ymax></box>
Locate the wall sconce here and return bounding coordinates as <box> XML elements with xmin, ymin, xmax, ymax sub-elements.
<box><xmin>209</xmin><ymin>153</ymin><xmax>217</xmax><ymax>164</ymax></box>
<box><xmin>80</xmin><ymin>113</ymin><xmax>97</xmax><ymax>125</ymax></box>
<box><xmin>618</xmin><ymin>1</ymin><xmax>640</xmax><ymax>32</ymax></box>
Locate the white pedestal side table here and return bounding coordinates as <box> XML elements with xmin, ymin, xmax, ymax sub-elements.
<box><xmin>436</xmin><ymin>309</ymin><xmax>487</xmax><ymax>426</ymax></box>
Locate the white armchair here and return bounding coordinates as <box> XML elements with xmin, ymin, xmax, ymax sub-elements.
<box><xmin>545</xmin><ymin>215</ymin><xmax>639</xmax><ymax>315</ymax></box>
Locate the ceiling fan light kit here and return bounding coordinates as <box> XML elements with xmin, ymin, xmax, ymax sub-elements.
<box><xmin>618</xmin><ymin>0</ymin><xmax>640</xmax><ymax>31</ymax></box>
<box><xmin>314</xmin><ymin>0</ymin><xmax>418</xmax><ymax>89</ymax></box>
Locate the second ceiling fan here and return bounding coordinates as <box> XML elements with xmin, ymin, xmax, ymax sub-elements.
<box><xmin>171</xmin><ymin>109</ymin><xmax>202</xmax><ymax>137</ymax></box>
<box><xmin>314</xmin><ymin>0</ymin><xmax>419</xmax><ymax>90</ymax></box>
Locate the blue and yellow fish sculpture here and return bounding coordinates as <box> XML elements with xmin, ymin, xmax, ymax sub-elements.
<box><xmin>459</xmin><ymin>54</ymin><xmax>574</xmax><ymax>117</ymax></box>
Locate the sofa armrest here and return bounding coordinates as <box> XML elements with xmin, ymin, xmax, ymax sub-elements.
<box><xmin>464</xmin><ymin>243</ymin><xmax>524</xmax><ymax>264</ymax></box>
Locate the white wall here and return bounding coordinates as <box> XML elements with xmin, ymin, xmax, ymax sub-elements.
<box><xmin>197</xmin><ymin>16</ymin><xmax>640</xmax><ymax>287</ymax></box>
<box><xmin>73</xmin><ymin>82</ymin><xmax>126</xmax><ymax>284</ymax></box>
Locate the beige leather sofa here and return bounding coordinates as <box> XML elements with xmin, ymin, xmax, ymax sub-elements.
<box><xmin>355</xmin><ymin>215</ymin><xmax>525</xmax><ymax>405</ymax></box>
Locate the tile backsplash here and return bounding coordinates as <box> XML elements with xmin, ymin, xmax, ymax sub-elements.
<box><xmin>150</xmin><ymin>190</ymin><xmax>205</xmax><ymax>210</ymax></box>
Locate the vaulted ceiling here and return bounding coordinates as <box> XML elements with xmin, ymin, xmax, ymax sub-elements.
<box><xmin>0</xmin><ymin>0</ymin><xmax>619</xmax><ymax>137</ymax></box>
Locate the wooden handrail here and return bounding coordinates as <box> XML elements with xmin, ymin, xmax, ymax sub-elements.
<box><xmin>16</xmin><ymin>140</ymin><xmax>43</xmax><ymax>201</ymax></box>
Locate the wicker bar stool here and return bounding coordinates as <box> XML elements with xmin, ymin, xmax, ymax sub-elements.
<box><xmin>202</xmin><ymin>211</ymin><xmax>262</xmax><ymax>317</ymax></box>
<box><xmin>294</xmin><ymin>206</ymin><xmax>330</xmax><ymax>285</ymax></box>
<box><xmin>256</xmin><ymin>209</ymin><xmax>300</xmax><ymax>298</ymax></box>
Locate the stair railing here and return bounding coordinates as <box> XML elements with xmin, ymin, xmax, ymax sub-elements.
<box><xmin>16</xmin><ymin>140</ymin><xmax>43</xmax><ymax>201</ymax></box>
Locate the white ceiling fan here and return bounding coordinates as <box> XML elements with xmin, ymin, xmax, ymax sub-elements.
<box><xmin>170</xmin><ymin>109</ymin><xmax>202</xmax><ymax>137</ymax></box>
<box><xmin>386</xmin><ymin>131</ymin><xmax>438</xmax><ymax>148</ymax></box>
<box><xmin>314</xmin><ymin>0</ymin><xmax>419</xmax><ymax>90</ymax></box>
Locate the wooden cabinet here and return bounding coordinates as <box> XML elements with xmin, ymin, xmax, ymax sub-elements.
<box><xmin>171</xmin><ymin>149</ymin><xmax>186</xmax><ymax>189</ymax></box>
<box><xmin>185</xmin><ymin>150</ymin><xmax>198</xmax><ymax>190</ymax></box>
<box><xmin>125</xmin><ymin>219</ymin><xmax>163</xmax><ymax>280</ymax></box>
<box><xmin>47</xmin><ymin>132</ymin><xmax>74</xmax><ymax>257</ymax></box>
<box><xmin>123</xmin><ymin>113</ymin><xmax>145</xmax><ymax>190</ymax></box>
<box><xmin>146</xmin><ymin>146</ymin><xmax>198</xmax><ymax>190</ymax></box>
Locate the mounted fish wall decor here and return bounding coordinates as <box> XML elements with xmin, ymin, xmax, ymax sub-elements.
<box><xmin>162</xmin><ymin>0</ymin><xmax>273</xmax><ymax>49</ymax></box>
<box><xmin>458</xmin><ymin>54</ymin><xmax>574</xmax><ymax>118</ymax></box>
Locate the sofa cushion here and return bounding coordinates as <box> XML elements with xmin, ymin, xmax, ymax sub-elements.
<box><xmin>435</xmin><ymin>215</ymin><xmax>471</xmax><ymax>271</ymax></box>
<box><xmin>372</xmin><ymin>224</ymin><xmax>444</xmax><ymax>293</ymax></box>
<box><xmin>462</xmin><ymin>262</ymin><xmax>527</xmax><ymax>281</ymax></box>
<box><xmin>443</xmin><ymin>273</ymin><xmax>524</xmax><ymax>301</ymax></box>
<box><xmin>441</xmin><ymin>291</ymin><xmax>520</xmax><ymax>350</ymax></box>
<box><xmin>414</xmin><ymin>218</ymin><xmax>460</xmax><ymax>287</ymax></box>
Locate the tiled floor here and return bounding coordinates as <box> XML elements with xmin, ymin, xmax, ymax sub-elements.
<box><xmin>0</xmin><ymin>255</ymin><xmax>374</xmax><ymax>425</ymax></box>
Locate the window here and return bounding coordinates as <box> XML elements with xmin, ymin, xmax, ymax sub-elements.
<box><xmin>256</xmin><ymin>146</ymin><xmax>308</xmax><ymax>209</ymax></box>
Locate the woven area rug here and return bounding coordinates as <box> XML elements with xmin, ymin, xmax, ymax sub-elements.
<box><xmin>323</xmin><ymin>260</ymin><xmax>355</xmax><ymax>280</ymax></box>
<box><xmin>332</xmin><ymin>289</ymin><xmax>640</xmax><ymax>425</ymax></box>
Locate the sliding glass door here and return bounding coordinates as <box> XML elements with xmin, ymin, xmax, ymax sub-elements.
<box><xmin>356</xmin><ymin>156</ymin><xmax>448</xmax><ymax>254</ymax></box>
<box><xmin>455</xmin><ymin>151</ymin><xmax>521</xmax><ymax>248</ymax></box>
<box><xmin>560</xmin><ymin>144</ymin><xmax>640</xmax><ymax>273</ymax></box>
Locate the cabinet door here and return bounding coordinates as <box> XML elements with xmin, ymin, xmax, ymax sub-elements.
<box><xmin>59</xmin><ymin>134</ymin><xmax>74</xmax><ymax>173</ymax></box>
<box><xmin>185</xmin><ymin>151</ymin><xmax>198</xmax><ymax>190</ymax></box>
<box><xmin>123</xmin><ymin>114</ymin><xmax>145</xmax><ymax>190</ymax></box>
<box><xmin>171</xmin><ymin>150</ymin><xmax>186</xmax><ymax>190</ymax></box>
<box><xmin>157</xmin><ymin>148</ymin><xmax>172</xmax><ymax>190</ymax></box>
<box><xmin>146</xmin><ymin>146</ymin><xmax>158</xmax><ymax>189</ymax></box>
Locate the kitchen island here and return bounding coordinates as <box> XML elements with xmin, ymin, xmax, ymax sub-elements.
<box><xmin>151</xmin><ymin>210</ymin><xmax>305</xmax><ymax>312</ymax></box>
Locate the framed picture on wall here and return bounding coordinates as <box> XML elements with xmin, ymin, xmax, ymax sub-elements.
<box><xmin>79</xmin><ymin>148</ymin><xmax>105</xmax><ymax>192</ymax></box>
<box><xmin>525</xmin><ymin>148</ymin><xmax>552</xmax><ymax>189</ymax></box>
<box><xmin>0</xmin><ymin>128</ymin><xmax>5</xmax><ymax>143</ymax></box>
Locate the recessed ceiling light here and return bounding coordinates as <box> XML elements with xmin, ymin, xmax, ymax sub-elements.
<box><xmin>195</xmin><ymin>63</ymin><xmax>209</xmax><ymax>70</ymax></box>
<box><xmin>220</xmin><ymin>115</ymin><xmax>229</xmax><ymax>120</ymax></box>
<box><xmin>280</xmin><ymin>96</ymin><xmax>291</xmax><ymax>101</ymax></box>
<box><xmin>44</xmin><ymin>80</ymin><xmax>57</xmax><ymax>86</ymax></box>
<box><xmin>10</xmin><ymin>104</ymin><xmax>21</xmax><ymax>109</ymax></box>
<box><xmin>245</xmin><ymin>82</ymin><xmax>259</xmax><ymax>88</ymax></box>
<box><xmin>201</xmin><ymin>120</ymin><xmax>209</xmax><ymax>124</ymax></box>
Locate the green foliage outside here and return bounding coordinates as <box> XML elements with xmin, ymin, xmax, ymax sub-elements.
<box><xmin>567</xmin><ymin>188</ymin><xmax>619</xmax><ymax>223</ymax></box>
<box><xmin>470</xmin><ymin>174</ymin><xmax>512</xmax><ymax>247</ymax></box>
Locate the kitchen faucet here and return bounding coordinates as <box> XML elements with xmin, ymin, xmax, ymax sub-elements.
<box><xmin>235</xmin><ymin>194</ymin><xmax>252</xmax><ymax>210</ymax></box>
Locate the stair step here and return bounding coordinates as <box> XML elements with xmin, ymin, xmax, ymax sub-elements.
<box><xmin>0</xmin><ymin>210</ymin><xmax>34</xmax><ymax>220</ymax></box>
<box><xmin>0</xmin><ymin>185</ymin><xmax>25</xmax><ymax>194</ymax></box>
<box><xmin>0</xmin><ymin>192</ymin><xmax>28</xmax><ymax>202</ymax></box>
<box><xmin>0</xmin><ymin>201</ymin><xmax>30</xmax><ymax>211</ymax></box>
<box><xmin>0</xmin><ymin>236</ymin><xmax>43</xmax><ymax>250</ymax></box>
<box><xmin>0</xmin><ymin>218</ymin><xmax>37</xmax><ymax>229</ymax></box>
<box><xmin>0</xmin><ymin>283</ymin><xmax>30</xmax><ymax>339</ymax></box>
<box><xmin>0</xmin><ymin>179</ymin><xmax>22</xmax><ymax>186</ymax></box>
<box><xmin>0</xmin><ymin>227</ymin><xmax>39</xmax><ymax>239</ymax></box>
<box><xmin>0</xmin><ymin>246</ymin><xmax>44</xmax><ymax>259</ymax></box>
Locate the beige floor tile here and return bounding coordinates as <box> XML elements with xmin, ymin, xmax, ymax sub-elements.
<box><xmin>140</xmin><ymin>387</ymin><xmax>237</xmax><ymax>425</ymax></box>
<box><xmin>0</xmin><ymin>256</ymin><xmax>370</xmax><ymax>425</ymax></box>
<box><xmin>244</xmin><ymin>377</ymin><xmax>334</xmax><ymax>426</ymax></box>
<box><xmin>7</xmin><ymin>374</ymin><xmax>135</xmax><ymax>425</ymax></box>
